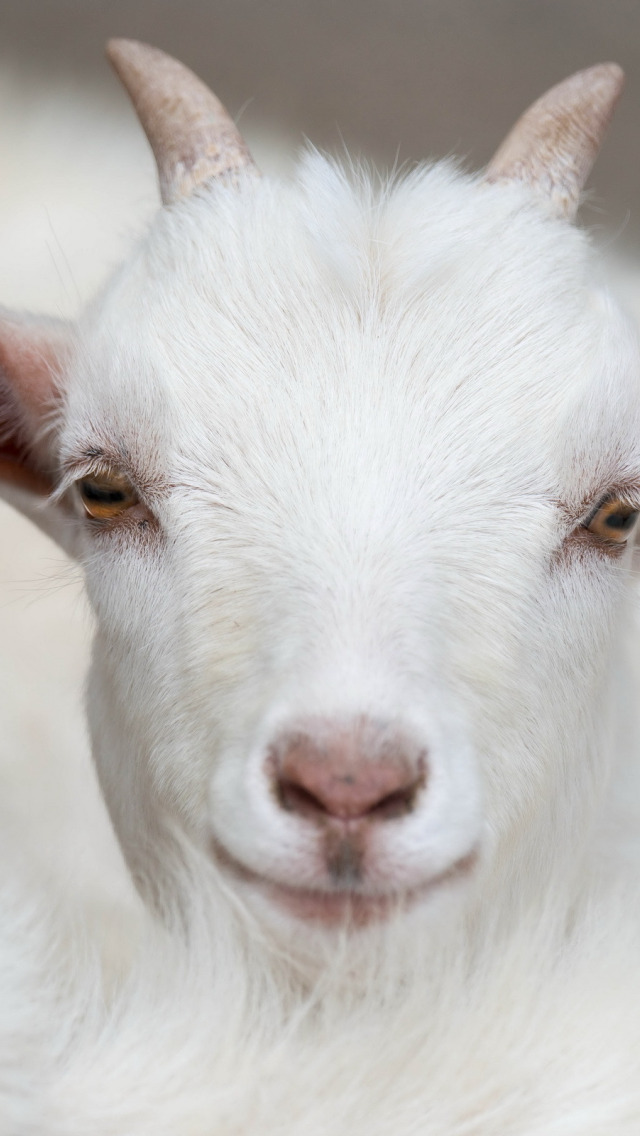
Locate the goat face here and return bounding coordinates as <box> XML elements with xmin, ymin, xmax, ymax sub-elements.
<box><xmin>2</xmin><ymin>47</ymin><xmax>637</xmax><ymax>937</ymax></box>
<box><xmin>50</xmin><ymin>157</ymin><xmax>639</xmax><ymax>932</ymax></box>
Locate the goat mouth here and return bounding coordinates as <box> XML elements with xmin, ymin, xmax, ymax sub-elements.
<box><xmin>252</xmin><ymin>880</ymin><xmax>426</xmax><ymax>927</ymax></box>
<box><xmin>212</xmin><ymin>841</ymin><xmax>477</xmax><ymax>928</ymax></box>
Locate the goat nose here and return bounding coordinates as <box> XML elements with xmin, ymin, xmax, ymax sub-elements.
<box><xmin>270</xmin><ymin>720</ymin><xmax>427</xmax><ymax>822</ymax></box>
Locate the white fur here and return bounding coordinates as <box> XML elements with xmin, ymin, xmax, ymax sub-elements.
<box><xmin>1</xmin><ymin>863</ymin><xmax>640</xmax><ymax>1134</ymax></box>
<box><xmin>58</xmin><ymin>158</ymin><xmax>640</xmax><ymax>928</ymax></box>
<box><xmin>2</xmin><ymin>72</ymin><xmax>640</xmax><ymax>1133</ymax></box>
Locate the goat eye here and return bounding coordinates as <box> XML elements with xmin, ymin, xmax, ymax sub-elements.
<box><xmin>584</xmin><ymin>497</ymin><xmax>640</xmax><ymax>544</ymax></box>
<box><xmin>76</xmin><ymin>471</ymin><xmax>139</xmax><ymax>519</ymax></box>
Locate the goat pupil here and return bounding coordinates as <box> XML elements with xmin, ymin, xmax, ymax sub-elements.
<box><xmin>81</xmin><ymin>481</ymin><xmax>125</xmax><ymax>504</ymax></box>
<box><xmin>605</xmin><ymin>510</ymin><xmax>637</xmax><ymax>531</ymax></box>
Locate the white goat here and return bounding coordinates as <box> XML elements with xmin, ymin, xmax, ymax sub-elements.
<box><xmin>2</xmin><ymin>41</ymin><xmax>640</xmax><ymax>1133</ymax></box>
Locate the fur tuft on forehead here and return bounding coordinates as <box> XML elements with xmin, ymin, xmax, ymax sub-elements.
<box><xmin>61</xmin><ymin>151</ymin><xmax>622</xmax><ymax>499</ymax></box>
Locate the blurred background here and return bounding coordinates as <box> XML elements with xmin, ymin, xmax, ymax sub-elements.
<box><xmin>2</xmin><ymin>0</ymin><xmax>639</xmax><ymax>177</ymax></box>
<box><xmin>1</xmin><ymin>0</ymin><xmax>640</xmax><ymax>916</ymax></box>
<box><xmin>1</xmin><ymin>0</ymin><xmax>640</xmax><ymax>314</ymax></box>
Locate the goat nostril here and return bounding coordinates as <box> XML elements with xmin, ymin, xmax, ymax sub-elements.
<box><xmin>275</xmin><ymin>768</ymin><xmax>424</xmax><ymax>822</ymax></box>
<box><xmin>276</xmin><ymin>778</ymin><xmax>333</xmax><ymax>819</ymax></box>
<box><xmin>270</xmin><ymin>726</ymin><xmax>428</xmax><ymax>824</ymax></box>
<box><xmin>368</xmin><ymin>781</ymin><xmax>422</xmax><ymax>820</ymax></box>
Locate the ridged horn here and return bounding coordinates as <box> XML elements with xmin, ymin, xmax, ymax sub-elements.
<box><xmin>485</xmin><ymin>63</ymin><xmax>624</xmax><ymax>220</ymax></box>
<box><xmin>106</xmin><ymin>39</ymin><xmax>259</xmax><ymax>204</ymax></box>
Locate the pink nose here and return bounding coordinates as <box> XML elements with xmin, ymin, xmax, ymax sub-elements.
<box><xmin>270</xmin><ymin>718</ymin><xmax>427</xmax><ymax>823</ymax></box>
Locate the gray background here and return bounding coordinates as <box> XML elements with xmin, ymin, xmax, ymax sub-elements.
<box><xmin>2</xmin><ymin>0</ymin><xmax>640</xmax><ymax>241</ymax></box>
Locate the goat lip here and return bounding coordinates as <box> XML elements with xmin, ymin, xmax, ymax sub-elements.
<box><xmin>255</xmin><ymin>880</ymin><xmax>422</xmax><ymax>927</ymax></box>
<box><xmin>212</xmin><ymin>840</ymin><xmax>478</xmax><ymax>928</ymax></box>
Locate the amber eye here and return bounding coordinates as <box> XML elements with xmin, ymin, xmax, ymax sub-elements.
<box><xmin>585</xmin><ymin>496</ymin><xmax>640</xmax><ymax>545</ymax></box>
<box><xmin>76</xmin><ymin>471</ymin><xmax>139</xmax><ymax>520</ymax></box>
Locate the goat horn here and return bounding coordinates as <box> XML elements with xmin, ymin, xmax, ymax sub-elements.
<box><xmin>106</xmin><ymin>39</ymin><xmax>259</xmax><ymax>204</ymax></box>
<box><xmin>485</xmin><ymin>63</ymin><xmax>624</xmax><ymax>220</ymax></box>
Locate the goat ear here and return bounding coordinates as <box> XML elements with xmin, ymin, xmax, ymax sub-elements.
<box><xmin>0</xmin><ymin>312</ymin><xmax>73</xmax><ymax>544</ymax></box>
<box><xmin>485</xmin><ymin>63</ymin><xmax>624</xmax><ymax>220</ymax></box>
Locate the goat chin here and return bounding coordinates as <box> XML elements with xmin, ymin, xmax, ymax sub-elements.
<box><xmin>0</xmin><ymin>858</ymin><xmax>639</xmax><ymax>1135</ymax></box>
